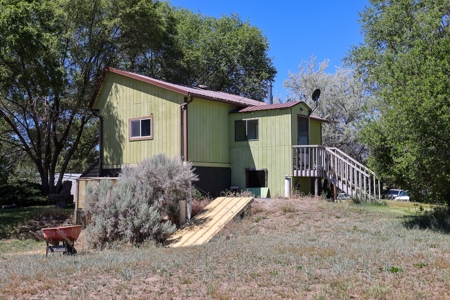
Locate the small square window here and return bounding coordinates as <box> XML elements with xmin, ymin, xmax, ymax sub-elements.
<box><xmin>235</xmin><ymin>119</ymin><xmax>258</xmax><ymax>141</ymax></box>
<box><xmin>129</xmin><ymin>116</ymin><xmax>153</xmax><ymax>141</ymax></box>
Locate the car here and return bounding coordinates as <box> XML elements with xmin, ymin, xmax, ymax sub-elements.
<box><xmin>384</xmin><ymin>189</ymin><xmax>403</xmax><ymax>200</ymax></box>
<box><xmin>394</xmin><ymin>190</ymin><xmax>410</xmax><ymax>201</ymax></box>
<box><xmin>337</xmin><ymin>192</ymin><xmax>350</xmax><ymax>200</ymax></box>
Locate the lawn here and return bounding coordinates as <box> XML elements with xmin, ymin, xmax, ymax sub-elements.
<box><xmin>1</xmin><ymin>197</ymin><xmax>449</xmax><ymax>299</ymax></box>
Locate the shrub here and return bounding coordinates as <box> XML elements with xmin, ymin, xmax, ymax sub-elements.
<box><xmin>84</xmin><ymin>154</ymin><xmax>198</xmax><ymax>248</ymax></box>
<box><xmin>0</xmin><ymin>181</ymin><xmax>47</xmax><ymax>207</ymax></box>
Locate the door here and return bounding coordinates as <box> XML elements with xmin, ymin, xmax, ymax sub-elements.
<box><xmin>297</xmin><ymin>116</ymin><xmax>310</xmax><ymax>168</ymax></box>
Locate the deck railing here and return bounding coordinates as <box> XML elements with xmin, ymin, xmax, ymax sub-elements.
<box><xmin>292</xmin><ymin>145</ymin><xmax>380</xmax><ymax>200</ymax></box>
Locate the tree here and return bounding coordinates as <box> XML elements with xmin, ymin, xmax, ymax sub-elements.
<box><xmin>0</xmin><ymin>0</ymin><xmax>176</xmax><ymax>194</ymax></box>
<box><xmin>346</xmin><ymin>0</ymin><xmax>450</xmax><ymax>203</ymax></box>
<box><xmin>283</xmin><ymin>56</ymin><xmax>375</xmax><ymax>162</ymax></box>
<box><xmin>168</xmin><ymin>9</ymin><xmax>277</xmax><ymax>101</ymax></box>
<box><xmin>0</xmin><ymin>1</ymin><xmax>277</xmax><ymax>195</ymax></box>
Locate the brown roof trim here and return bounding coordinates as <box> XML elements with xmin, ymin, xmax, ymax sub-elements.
<box><xmin>107</xmin><ymin>67</ymin><xmax>191</xmax><ymax>95</ymax></box>
<box><xmin>310</xmin><ymin>115</ymin><xmax>329</xmax><ymax>123</ymax></box>
<box><xmin>89</xmin><ymin>67</ymin><xmax>264</xmax><ymax>109</ymax></box>
<box><xmin>89</xmin><ymin>68</ymin><xmax>109</xmax><ymax>109</ymax></box>
<box><xmin>234</xmin><ymin>101</ymin><xmax>306</xmax><ymax>113</ymax></box>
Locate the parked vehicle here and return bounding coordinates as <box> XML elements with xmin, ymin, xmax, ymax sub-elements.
<box><xmin>337</xmin><ymin>192</ymin><xmax>350</xmax><ymax>200</ymax></box>
<box><xmin>384</xmin><ymin>189</ymin><xmax>403</xmax><ymax>200</ymax></box>
<box><xmin>394</xmin><ymin>190</ymin><xmax>410</xmax><ymax>201</ymax></box>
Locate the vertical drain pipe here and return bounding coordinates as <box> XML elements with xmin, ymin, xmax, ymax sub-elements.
<box><xmin>180</xmin><ymin>96</ymin><xmax>193</xmax><ymax>225</ymax></box>
<box><xmin>180</xmin><ymin>96</ymin><xmax>193</xmax><ymax>161</ymax></box>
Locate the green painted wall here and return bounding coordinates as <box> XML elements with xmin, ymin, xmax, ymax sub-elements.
<box><xmin>94</xmin><ymin>74</ymin><xmax>326</xmax><ymax>196</ymax></box>
<box><xmin>310</xmin><ymin>119</ymin><xmax>322</xmax><ymax>145</ymax></box>
<box><xmin>93</xmin><ymin>73</ymin><xmax>183</xmax><ymax>169</ymax></box>
<box><xmin>290</xmin><ymin>103</ymin><xmax>311</xmax><ymax>145</ymax></box>
<box><xmin>230</xmin><ymin>109</ymin><xmax>293</xmax><ymax>197</ymax></box>
<box><xmin>229</xmin><ymin>103</ymin><xmax>326</xmax><ymax>197</ymax></box>
<box><xmin>188</xmin><ymin>99</ymin><xmax>234</xmax><ymax>165</ymax></box>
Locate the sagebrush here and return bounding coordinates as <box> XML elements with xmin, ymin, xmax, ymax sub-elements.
<box><xmin>84</xmin><ymin>154</ymin><xmax>198</xmax><ymax>248</ymax></box>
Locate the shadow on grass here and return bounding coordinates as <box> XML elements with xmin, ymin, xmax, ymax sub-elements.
<box><xmin>402</xmin><ymin>206</ymin><xmax>450</xmax><ymax>234</ymax></box>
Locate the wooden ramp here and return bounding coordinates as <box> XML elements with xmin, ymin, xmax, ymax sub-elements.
<box><xmin>166</xmin><ymin>197</ymin><xmax>254</xmax><ymax>248</ymax></box>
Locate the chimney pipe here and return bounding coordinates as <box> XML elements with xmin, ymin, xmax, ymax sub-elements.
<box><xmin>268</xmin><ymin>82</ymin><xmax>273</xmax><ymax>105</ymax></box>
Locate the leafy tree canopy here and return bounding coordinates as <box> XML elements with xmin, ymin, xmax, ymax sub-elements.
<box><xmin>346</xmin><ymin>0</ymin><xmax>450</xmax><ymax>203</ymax></box>
<box><xmin>165</xmin><ymin>8</ymin><xmax>276</xmax><ymax>101</ymax></box>
<box><xmin>284</xmin><ymin>56</ymin><xmax>375</xmax><ymax>162</ymax></box>
<box><xmin>0</xmin><ymin>0</ymin><xmax>276</xmax><ymax>194</ymax></box>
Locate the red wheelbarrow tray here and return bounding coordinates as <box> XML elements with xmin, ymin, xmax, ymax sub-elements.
<box><xmin>42</xmin><ymin>225</ymin><xmax>82</xmax><ymax>242</ymax></box>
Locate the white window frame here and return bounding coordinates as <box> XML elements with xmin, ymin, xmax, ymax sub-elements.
<box><xmin>129</xmin><ymin>115</ymin><xmax>153</xmax><ymax>141</ymax></box>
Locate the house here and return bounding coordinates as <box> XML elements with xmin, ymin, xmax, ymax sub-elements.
<box><xmin>86</xmin><ymin>67</ymin><xmax>380</xmax><ymax>199</ymax></box>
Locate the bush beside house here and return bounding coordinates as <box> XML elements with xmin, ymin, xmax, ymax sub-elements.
<box><xmin>84</xmin><ymin>154</ymin><xmax>198</xmax><ymax>248</ymax></box>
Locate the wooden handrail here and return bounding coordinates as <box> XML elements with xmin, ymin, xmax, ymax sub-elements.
<box><xmin>292</xmin><ymin>145</ymin><xmax>380</xmax><ymax>200</ymax></box>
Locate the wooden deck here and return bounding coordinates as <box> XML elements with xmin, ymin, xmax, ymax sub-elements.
<box><xmin>166</xmin><ymin>197</ymin><xmax>254</xmax><ymax>248</ymax></box>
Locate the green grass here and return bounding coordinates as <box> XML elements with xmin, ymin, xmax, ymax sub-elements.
<box><xmin>0</xmin><ymin>206</ymin><xmax>73</xmax><ymax>238</ymax></box>
<box><xmin>1</xmin><ymin>198</ymin><xmax>450</xmax><ymax>299</ymax></box>
<box><xmin>351</xmin><ymin>200</ymin><xmax>436</xmax><ymax>216</ymax></box>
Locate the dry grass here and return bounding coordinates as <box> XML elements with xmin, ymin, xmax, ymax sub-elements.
<box><xmin>1</xmin><ymin>197</ymin><xmax>450</xmax><ymax>299</ymax></box>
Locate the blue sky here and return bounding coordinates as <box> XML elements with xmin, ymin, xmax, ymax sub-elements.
<box><xmin>168</xmin><ymin>0</ymin><xmax>370</xmax><ymax>100</ymax></box>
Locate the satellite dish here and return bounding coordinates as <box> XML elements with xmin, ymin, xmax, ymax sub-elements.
<box><xmin>312</xmin><ymin>89</ymin><xmax>321</xmax><ymax>102</ymax></box>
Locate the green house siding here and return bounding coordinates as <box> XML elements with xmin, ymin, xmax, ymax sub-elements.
<box><xmin>93</xmin><ymin>71</ymin><xmax>327</xmax><ymax>197</ymax></box>
<box><xmin>310</xmin><ymin>119</ymin><xmax>322</xmax><ymax>145</ymax></box>
<box><xmin>94</xmin><ymin>73</ymin><xmax>183</xmax><ymax>169</ymax></box>
<box><xmin>290</xmin><ymin>102</ymin><xmax>311</xmax><ymax>145</ymax></box>
<box><xmin>230</xmin><ymin>110</ymin><xmax>293</xmax><ymax>197</ymax></box>
<box><xmin>188</xmin><ymin>99</ymin><xmax>234</xmax><ymax>165</ymax></box>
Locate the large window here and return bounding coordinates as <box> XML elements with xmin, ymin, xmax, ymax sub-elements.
<box><xmin>235</xmin><ymin>119</ymin><xmax>258</xmax><ymax>141</ymax></box>
<box><xmin>129</xmin><ymin>116</ymin><xmax>153</xmax><ymax>141</ymax></box>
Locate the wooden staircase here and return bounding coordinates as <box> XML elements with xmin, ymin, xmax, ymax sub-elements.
<box><xmin>292</xmin><ymin>146</ymin><xmax>380</xmax><ymax>200</ymax></box>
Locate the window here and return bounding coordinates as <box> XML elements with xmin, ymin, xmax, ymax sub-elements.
<box><xmin>298</xmin><ymin>116</ymin><xmax>308</xmax><ymax>145</ymax></box>
<box><xmin>235</xmin><ymin>119</ymin><xmax>258</xmax><ymax>141</ymax></box>
<box><xmin>129</xmin><ymin>116</ymin><xmax>153</xmax><ymax>141</ymax></box>
<box><xmin>246</xmin><ymin>169</ymin><xmax>267</xmax><ymax>188</ymax></box>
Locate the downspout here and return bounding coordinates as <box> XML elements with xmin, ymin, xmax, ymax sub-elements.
<box><xmin>92</xmin><ymin>110</ymin><xmax>103</xmax><ymax>176</ymax></box>
<box><xmin>180</xmin><ymin>96</ymin><xmax>193</xmax><ymax>161</ymax></box>
<box><xmin>179</xmin><ymin>96</ymin><xmax>193</xmax><ymax>223</ymax></box>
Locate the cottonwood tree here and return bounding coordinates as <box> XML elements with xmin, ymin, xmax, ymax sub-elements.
<box><xmin>284</xmin><ymin>56</ymin><xmax>375</xmax><ymax>162</ymax></box>
<box><xmin>0</xmin><ymin>0</ymin><xmax>276</xmax><ymax>194</ymax></box>
<box><xmin>346</xmin><ymin>0</ymin><xmax>450</xmax><ymax>203</ymax></box>
<box><xmin>0</xmin><ymin>0</ymin><xmax>182</xmax><ymax>194</ymax></box>
<box><xmin>168</xmin><ymin>9</ymin><xmax>277</xmax><ymax>101</ymax></box>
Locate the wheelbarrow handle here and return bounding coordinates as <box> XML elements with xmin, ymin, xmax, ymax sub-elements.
<box><xmin>28</xmin><ymin>231</ymin><xmax>59</xmax><ymax>246</ymax></box>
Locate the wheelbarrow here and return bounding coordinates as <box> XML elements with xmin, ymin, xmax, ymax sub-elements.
<box><xmin>30</xmin><ymin>225</ymin><xmax>82</xmax><ymax>256</ymax></box>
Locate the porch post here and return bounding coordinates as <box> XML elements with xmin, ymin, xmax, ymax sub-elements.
<box><xmin>314</xmin><ymin>177</ymin><xmax>319</xmax><ymax>197</ymax></box>
<box><xmin>179</xmin><ymin>199</ymin><xmax>187</xmax><ymax>227</ymax></box>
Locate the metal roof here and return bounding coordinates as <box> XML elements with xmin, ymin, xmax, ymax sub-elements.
<box><xmin>237</xmin><ymin>101</ymin><xmax>304</xmax><ymax>112</ymax></box>
<box><xmin>232</xmin><ymin>101</ymin><xmax>328</xmax><ymax>122</ymax></box>
<box><xmin>90</xmin><ymin>67</ymin><xmax>266</xmax><ymax>108</ymax></box>
<box><xmin>166</xmin><ymin>196</ymin><xmax>254</xmax><ymax>248</ymax></box>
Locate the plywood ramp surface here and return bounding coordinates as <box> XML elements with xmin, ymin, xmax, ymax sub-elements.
<box><xmin>166</xmin><ymin>197</ymin><xmax>253</xmax><ymax>248</ymax></box>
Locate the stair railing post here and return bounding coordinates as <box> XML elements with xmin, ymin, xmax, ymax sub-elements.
<box><xmin>373</xmin><ymin>176</ymin><xmax>376</xmax><ymax>199</ymax></box>
<box><xmin>378</xmin><ymin>179</ymin><xmax>381</xmax><ymax>199</ymax></box>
